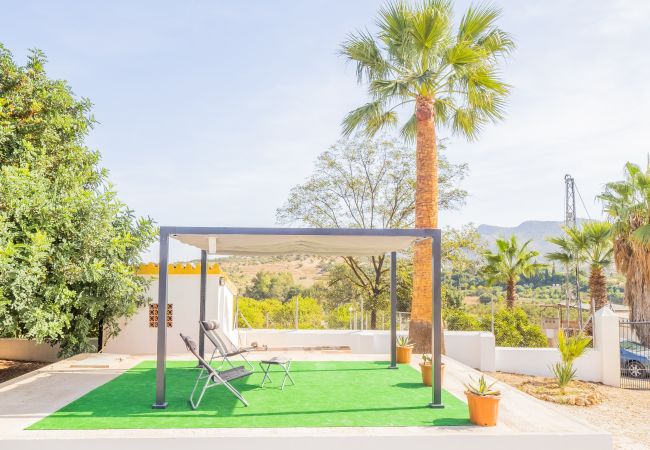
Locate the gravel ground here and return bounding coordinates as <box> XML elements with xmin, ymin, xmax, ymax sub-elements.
<box><xmin>489</xmin><ymin>371</ymin><xmax>650</xmax><ymax>450</ymax></box>
<box><xmin>0</xmin><ymin>360</ymin><xmax>48</xmax><ymax>384</ymax></box>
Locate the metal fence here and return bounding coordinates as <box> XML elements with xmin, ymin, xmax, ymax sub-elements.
<box><xmin>619</xmin><ymin>320</ymin><xmax>650</xmax><ymax>389</ymax></box>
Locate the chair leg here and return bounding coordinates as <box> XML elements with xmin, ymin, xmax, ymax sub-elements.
<box><xmin>281</xmin><ymin>362</ymin><xmax>295</xmax><ymax>390</ymax></box>
<box><xmin>240</xmin><ymin>353</ymin><xmax>255</xmax><ymax>371</ymax></box>
<box><xmin>260</xmin><ymin>363</ymin><xmax>272</xmax><ymax>387</ymax></box>
<box><xmin>189</xmin><ymin>369</ymin><xmax>210</xmax><ymax>410</ymax></box>
<box><xmin>221</xmin><ymin>380</ymin><xmax>249</xmax><ymax>407</ymax></box>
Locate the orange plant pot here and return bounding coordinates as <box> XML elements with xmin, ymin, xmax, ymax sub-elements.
<box><xmin>419</xmin><ymin>363</ymin><xmax>445</xmax><ymax>387</ymax></box>
<box><xmin>396</xmin><ymin>346</ymin><xmax>412</xmax><ymax>364</ymax></box>
<box><xmin>465</xmin><ymin>391</ymin><xmax>500</xmax><ymax>426</ymax></box>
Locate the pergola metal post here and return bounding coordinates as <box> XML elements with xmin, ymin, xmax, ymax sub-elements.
<box><xmin>430</xmin><ymin>230</ymin><xmax>444</xmax><ymax>408</ymax></box>
<box><xmin>152</xmin><ymin>226</ymin><xmax>441</xmax><ymax>408</ymax></box>
<box><xmin>153</xmin><ymin>228</ymin><xmax>170</xmax><ymax>409</ymax></box>
<box><xmin>198</xmin><ymin>250</ymin><xmax>208</xmax><ymax>359</ymax></box>
<box><xmin>389</xmin><ymin>251</ymin><xmax>397</xmax><ymax>369</ymax></box>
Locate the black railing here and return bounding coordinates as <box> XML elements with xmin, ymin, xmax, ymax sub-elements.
<box><xmin>619</xmin><ymin>321</ymin><xmax>650</xmax><ymax>389</ymax></box>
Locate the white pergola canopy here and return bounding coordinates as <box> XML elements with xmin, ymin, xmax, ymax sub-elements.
<box><xmin>154</xmin><ymin>226</ymin><xmax>443</xmax><ymax>410</ymax></box>
<box><xmin>172</xmin><ymin>232</ymin><xmax>426</xmax><ymax>256</ymax></box>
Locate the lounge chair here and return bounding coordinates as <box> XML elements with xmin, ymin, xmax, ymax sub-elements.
<box><xmin>180</xmin><ymin>333</ymin><xmax>252</xmax><ymax>409</ymax></box>
<box><xmin>200</xmin><ymin>320</ymin><xmax>255</xmax><ymax>370</ymax></box>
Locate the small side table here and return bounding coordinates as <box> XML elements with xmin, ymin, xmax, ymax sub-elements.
<box><xmin>259</xmin><ymin>357</ymin><xmax>295</xmax><ymax>390</ymax></box>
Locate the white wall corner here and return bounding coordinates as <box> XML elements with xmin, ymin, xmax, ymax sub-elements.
<box><xmin>479</xmin><ymin>332</ymin><xmax>496</xmax><ymax>372</ymax></box>
<box><xmin>594</xmin><ymin>308</ymin><xmax>620</xmax><ymax>387</ymax></box>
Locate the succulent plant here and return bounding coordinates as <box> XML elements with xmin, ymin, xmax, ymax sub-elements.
<box><xmin>396</xmin><ymin>335</ymin><xmax>413</xmax><ymax>347</ymax></box>
<box><xmin>465</xmin><ymin>375</ymin><xmax>500</xmax><ymax>397</ymax></box>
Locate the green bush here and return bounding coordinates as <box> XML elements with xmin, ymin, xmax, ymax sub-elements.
<box><xmin>444</xmin><ymin>309</ymin><xmax>480</xmax><ymax>331</ymax></box>
<box><xmin>237</xmin><ymin>296</ymin><xmax>325</xmax><ymax>329</ymax></box>
<box><xmin>236</xmin><ymin>297</ymin><xmax>283</xmax><ymax>328</ymax></box>
<box><xmin>328</xmin><ymin>303</ymin><xmax>353</xmax><ymax>329</ymax></box>
<box><xmin>480</xmin><ymin>307</ymin><xmax>547</xmax><ymax>347</ymax></box>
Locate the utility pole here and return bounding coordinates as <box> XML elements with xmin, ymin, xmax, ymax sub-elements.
<box><xmin>565</xmin><ymin>174</ymin><xmax>583</xmax><ymax>331</ymax></box>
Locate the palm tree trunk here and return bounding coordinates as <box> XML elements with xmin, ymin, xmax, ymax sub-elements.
<box><xmin>409</xmin><ymin>95</ymin><xmax>438</xmax><ymax>353</ymax></box>
<box><xmin>624</xmin><ymin>250</ymin><xmax>650</xmax><ymax>346</ymax></box>
<box><xmin>506</xmin><ymin>279</ymin><xmax>516</xmax><ymax>308</ymax></box>
<box><xmin>588</xmin><ymin>266</ymin><xmax>608</xmax><ymax>311</ymax></box>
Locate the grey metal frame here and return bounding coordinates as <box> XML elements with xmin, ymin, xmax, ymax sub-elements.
<box><xmin>389</xmin><ymin>252</ymin><xmax>397</xmax><ymax>369</ymax></box>
<box><xmin>200</xmin><ymin>320</ymin><xmax>255</xmax><ymax>371</ymax></box>
<box><xmin>259</xmin><ymin>360</ymin><xmax>295</xmax><ymax>390</ymax></box>
<box><xmin>198</xmin><ymin>250</ymin><xmax>207</xmax><ymax>359</ymax></box>
<box><xmin>152</xmin><ymin>226</ymin><xmax>443</xmax><ymax>410</ymax></box>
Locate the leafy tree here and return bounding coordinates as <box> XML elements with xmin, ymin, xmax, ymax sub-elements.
<box><xmin>599</xmin><ymin>162</ymin><xmax>650</xmax><ymax>345</ymax></box>
<box><xmin>236</xmin><ymin>296</ymin><xmax>324</xmax><ymax>329</ymax></box>
<box><xmin>244</xmin><ymin>270</ymin><xmax>303</xmax><ymax>301</ymax></box>
<box><xmin>236</xmin><ymin>297</ymin><xmax>283</xmax><ymax>328</ymax></box>
<box><xmin>444</xmin><ymin>308</ymin><xmax>479</xmax><ymax>330</ymax></box>
<box><xmin>341</xmin><ymin>0</ymin><xmax>513</xmax><ymax>350</ymax></box>
<box><xmin>0</xmin><ymin>46</ymin><xmax>156</xmax><ymax>355</ymax></box>
<box><xmin>481</xmin><ymin>236</ymin><xmax>545</xmax><ymax>308</ymax></box>
<box><xmin>328</xmin><ymin>303</ymin><xmax>354</xmax><ymax>329</ymax></box>
<box><xmin>546</xmin><ymin>222</ymin><xmax>613</xmax><ymax>312</ymax></box>
<box><xmin>480</xmin><ymin>307</ymin><xmax>547</xmax><ymax>347</ymax></box>
<box><xmin>277</xmin><ymin>138</ymin><xmax>467</xmax><ymax>329</ymax></box>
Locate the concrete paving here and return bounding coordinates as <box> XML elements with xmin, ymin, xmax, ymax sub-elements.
<box><xmin>0</xmin><ymin>351</ymin><xmax>612</xmax><ymax>450</ymax></box>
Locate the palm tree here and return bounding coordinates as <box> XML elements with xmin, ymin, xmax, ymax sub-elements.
<box><xmin>482</xmin><ymin>236</ymin><xmax>545</xmax><ymax>308</ymax></box>
<box><xmin>599</xmin><ymin>162</ymin><xmax>650</xmax><ymax>346</ymax></box>
<box><xmin>340</xmin><ymin>0</ymin><xmax>513</xmax><ymax>350</ymax></box>
<box><xmin>547</xmin><ymin>223</ymin><xmax>613</xmax><ymax>312</ymax></box>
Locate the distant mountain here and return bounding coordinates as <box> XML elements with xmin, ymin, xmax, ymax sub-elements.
<box><xmin>477</xmin><ymin>220</ymin><xmax>587</xmax><ymax>260</ymax></box>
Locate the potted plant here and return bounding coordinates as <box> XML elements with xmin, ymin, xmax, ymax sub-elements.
<box><xmin>419</xmin><ymin>354</ymin><xmax>445</xmax><ymax>386</ymax></box>
<box><xmin>464</xmin><ymin>375</ymin><xmax>501</xmax><ymax>426</ymax></box>
<box><xmin>396</xmin><ymin>336</ymin><xmax>414</xmax><ymax>363</ymax></box>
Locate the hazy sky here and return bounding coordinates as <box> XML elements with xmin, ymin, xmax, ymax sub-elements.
<box><xmin>4</xmin><ymin>1</ymin><xmax>650</xmax><ymax>261</ymax></box>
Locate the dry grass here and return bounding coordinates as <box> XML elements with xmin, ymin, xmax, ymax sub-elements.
<box><xmin>0</xmin><ymin>360</ymin><xmax>48</xmax><ymax>384</ymax></box>
<box><xmin>217</xmin><ymin>255</ymin><xmax>330</xmax><ymax>289</ymax></box>
<box><xmin>489</xmin><ymin>371</ymin><xmax>650</xmax><ymax>450</ymax></box>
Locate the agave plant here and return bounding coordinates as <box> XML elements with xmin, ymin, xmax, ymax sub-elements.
<box><xmin>551</xmin><ymin>361</ymin><xmax>576</xmax><ymax>392</ymax></box>
<box><xmin>465</xmin><ymin>375</ymin><xmax>500</xmax><ymax>396</ymax></box>
<box><xmin>550</xmin><ymin>330</ymin><xmax>591</xmax><ymax>392</ymax></box>
<box><xmin>421</xmin><ymin>354</ymin><xmax>432</xmax><ymax>365</ymax></box>
<box><xmin>396</xmin><ymin>335</ymin><xmax>414</xmax><ymax>347</ymax></box>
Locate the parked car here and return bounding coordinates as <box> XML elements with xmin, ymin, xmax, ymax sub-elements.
<box><xmin>620</xmin><ymin>340</ymin><xmax>650</xmax><ymax>378</ymax></box>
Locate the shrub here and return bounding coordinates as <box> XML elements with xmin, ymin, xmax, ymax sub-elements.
<box><xmin>444</xmin><ymin>309</ymin><xmax>480</xmax><ymax>331</ymax></box>
<box><xmin>481</xmin><ymin>307</ymin><xmax>547</xmax><ymax>347</ymax></box>
<box><xmin>327</xmin><ymin>303</ymin><xmax>353</xmax><ymax>329</ymax></box>
<box><xmin>551</xmin><ymin>330</ymin><xmax>591</xmax><ymax>391</ymax></box>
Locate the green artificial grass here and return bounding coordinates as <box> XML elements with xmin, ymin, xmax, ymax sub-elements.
<box><xmin>29</xmin><ymin>360</ymin><xmax>469</xmax><ymax>429</ymax></box>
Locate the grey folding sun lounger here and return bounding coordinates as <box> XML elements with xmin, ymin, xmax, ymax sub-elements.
<box><xmin>180</xmin><ymin>333</ymin><xmax>252</xmax><ymax>410</ymax></box>
<box><xmin>200</xmin><ymin>320</ymin><xmax>255</xmax><ymax>370</ymax></box>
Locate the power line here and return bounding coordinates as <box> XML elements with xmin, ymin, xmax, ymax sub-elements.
<box><xmin>574</xmin><ymin>182</ymin><xmax>592</xmax><ymax>221</ymax></box>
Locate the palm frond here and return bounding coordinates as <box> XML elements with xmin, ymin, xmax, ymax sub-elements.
<box><xmin>341</xmin><ymin>31</ymin><xmax>391</xmax><ymax>83</ymax></box>
<box><xmin>458</xmin><ymin>3</ymin><xmax>502</xmax><ymax>42</ymax></box>
<box><xmin>631</xmin><ymin>224</ymin><xmax>650</xmax><ymax>247</ymax></box>
<box><xmin>341</xmin><ymin>100</ymin><xmax>385</xmax><ymax>136</ymax></box>
<box><xmin>400</xmin><ymin>113</ymin><xmax>417</xmax><ymax>143</ymax></box>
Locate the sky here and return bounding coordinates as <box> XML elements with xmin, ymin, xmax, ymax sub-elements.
<box><xmin>4</xmin><ymin>1</ymin><xmax>650</xmax><ymax>262</ymax></box>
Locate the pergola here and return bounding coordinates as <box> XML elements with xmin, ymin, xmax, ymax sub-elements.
<box><xmin>153</xmin><ymin>226</ymin><xmax>444</xmax><ymax>409</ymax></box>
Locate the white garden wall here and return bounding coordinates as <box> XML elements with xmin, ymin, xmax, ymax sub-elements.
<box><xmin>0</xmin><ymin>339</ymin><xmax>60</xmax><ymax>362</ymax></box>
<box><xmin>495</xmin><ymin>347</ymin><xmax>603</xmax><ymax>382</ymax></box>
<box><xmin>238</xmin><ymin>309</ymin><xmax>620</xmax><ymax>385</ymax></box>
<box><xmin>104</xmin><ymin>274</ymin><xmax>235</xmax><ymax>355</ymax></box>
